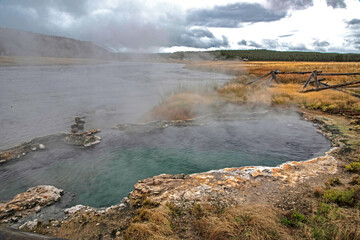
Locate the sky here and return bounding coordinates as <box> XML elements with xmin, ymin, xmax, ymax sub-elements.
<box><xmin>0</xmin><ymin>0</ymin><xmax>359</xmax><ymax>53</ymax></box>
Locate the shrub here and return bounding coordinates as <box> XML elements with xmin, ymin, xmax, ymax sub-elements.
<box><xmin>328</xmin><ymin>177</ymin><xmax>341</xmax><ymax>186</ymax></box>
<box><xmin>323</xmin><ymin>189</ymin><xmax>355</xmax><ymax>206</ymax></box>
<box><xmin>345</xmin><ymin>162</ymin><xmax>360</xmax><ymax>173</ymax></box>
<box><xmin>281</xmin><ymin>210</ymin><xmax>308</xmax><ymax>228</ymax></box>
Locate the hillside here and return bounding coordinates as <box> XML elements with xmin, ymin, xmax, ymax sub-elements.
<box><xmin>0</xmin><ymin>28</ymin><xmax>111</xmax><ymax>59</ymax></box>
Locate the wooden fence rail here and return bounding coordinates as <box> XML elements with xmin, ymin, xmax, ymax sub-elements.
<box><xmin>246</xmin><ymin>70</ymin><xmax>360</xmax><ymax>95</ymax></box>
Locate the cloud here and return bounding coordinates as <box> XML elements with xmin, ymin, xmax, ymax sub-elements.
<box><xmin>187</xmin><ymin>3</ymin><xmax>286</xmax><ymax>28</ymax></box>
<box><xmin>262</xmin><ymin>39</ymin><xmax>279</xmax><ymax>49</ymax></box>
<box><xmin>287</xmin><ymin>44</ymin><xmax>308</xmax><ymax>51</ymax></box>
<box><xmin>169</xmin><ymin>28</ymin><xmax>229</xmax><ymax>48</ymax></box>
<box><xmin>238</xmin><ymin>40</ymin><xmax>247</xmax><ymax>46</ymax></box>
<box><xmin>326</xmin><ymin>0</ymin><xmax>346</xmax><ymax>9</ymax></box>
<box><xmin>267</xmin><ymin>0</ymin><xmax>313</xmax><ymax>11</ymax></box>
<box><xmin>313</xmin><ymin>40</ymin><xmax>330</xmax><ymax>47</ymax></box>
<box><xmin>239</xmin><ymin>38</ymin><xmax>310</xmax><ymax>51</ymax></box>
<box><xmin>237</xmin><ymin>40</ymin><xmax>263</xmax><ymax>48</ymax></box>
<box><xmin>0</xmin><ymin>0</ymin><xmax>231</xmax><ymax>50</ymax></box>
<box><xmin>346</xmin><ymin>18</ymin><xmax>360</xmax><ymax>50</ymax></box>
<box><xmin>278</xmin><ymin>34</ymin><xmax>294</xmax><ymax>38</ymax></box>
<box><xmin>348</xmin><ymin>19</ymin><xmax>360</xmax><ymax>26</ymax></box>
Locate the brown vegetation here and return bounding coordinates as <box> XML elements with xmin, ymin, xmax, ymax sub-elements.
<box><xmin>143</xmin><ymin>92</ymin><xmax>222</xmax><ymax>121</ymax></box>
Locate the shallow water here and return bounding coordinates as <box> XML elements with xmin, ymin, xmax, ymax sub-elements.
<box><xmin>0</xmin><ymin>62</ymin><xmax>331</xmax><ymax>207</ymax></box>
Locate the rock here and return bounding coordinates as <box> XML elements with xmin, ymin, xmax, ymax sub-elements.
<box><xmin>38</xmin><ymin>144</ymin><xmax>45</xmax><ymax>150</ymax></box>
<box><xmin>64</xmin><ymin>205</ymin><xmax>95</xmax><ymax>215</ymax></box>
<box><xmin>19</xmin><ymin>219</ymin><xmax>40</xmax><ymax>231</ymax></box>
<box><xmin>0</xmin><ymin>186</ymin><xmax>63</xmax><ymax>223</ymax></box>
<box><xmin>75</xmin><ymin>117</ymin><xmax>85</xmax><ymax>125</ymax></box>
<box><xmin>34</xmin><ymin>206</ymin><xmax>41</xmax><ymax>213</ymax></box>
<box><xmin>50</xmin><ymin>220</ymin><xmax>60</xmax><ymax>227</ymax></box>
<box><xmin>64</xmin><ymin>129</ymin><xmax>101</xmax><ymax>147</ymax></box>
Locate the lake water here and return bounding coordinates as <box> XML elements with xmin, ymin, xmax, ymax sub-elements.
<box><xmin>0</xmin><ymin>62</ymin><xmax>331</xmax><ymax>207</ymax></box>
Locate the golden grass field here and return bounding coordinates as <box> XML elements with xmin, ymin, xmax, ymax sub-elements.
<box><xmin>186</xmin><ymin>60</ymin><xmax>360</xmax><ymax>84</ymax></box>
<box><xmin>147</xmin><ymin>61</ymin><xmax>360</xmax><ymax>122</ymax></box>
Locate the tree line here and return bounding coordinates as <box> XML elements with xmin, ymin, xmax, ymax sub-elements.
<box><xmin>165</xmin><ymin>49</ymin><xmax>360</xmax><ymax>62</ymax></box>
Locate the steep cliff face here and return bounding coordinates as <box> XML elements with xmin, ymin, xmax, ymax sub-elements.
<box><xmin>0</xmin><ymin>27</ymin><xmax>110</xmax><ymax>59</ymax></box>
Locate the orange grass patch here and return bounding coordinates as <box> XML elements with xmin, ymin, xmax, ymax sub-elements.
<box><xmin>143</xmin><ymin>92</ymin><xmax>220</xmax><ymax>121</ymax></box>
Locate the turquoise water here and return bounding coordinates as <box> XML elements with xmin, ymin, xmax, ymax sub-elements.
<box><xmin>0</xmin><ymin>111</ymin><xmax>331</xmax><ymax>207</ymax></box>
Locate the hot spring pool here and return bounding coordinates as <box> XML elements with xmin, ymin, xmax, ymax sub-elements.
<box><xmin>0</xmin><ymin>110</ymin><xmax>331</xmax><ymax>207</ymax></box>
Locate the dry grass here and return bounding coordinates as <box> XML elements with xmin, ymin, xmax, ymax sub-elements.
<box><xmin>143</xmin><ymin>92</ymin><xmax>222</xmax><ymax>121</ymax></box>
<box><xmin>123</xmin><ymin>203</ymin><xmax>294</xmax><ymax>240</ymax></box>
<box><xmin>121</xmin><ymin>201</ymin><xmax>360</xmax><ymax>240</ymax></box>
<box><xmin>192</xmin><ymin>204</ymin><xmax>292</xmax><ymax>240</ymax></box>
<box><xmin>217</xmin><ymin>82</ymin><xmax>360</xmax><ymax>116</ymax></box>
<box><xmin>187</xmin><ymin>61</ymin><xmax>360</xmax><ymax>84</ymax></box>
<box><xmin>271</xmin><ymin>84</ymin><xmax>360</xmax><ymax>114</ymax></box>
<box><xmin>144</xmin><ymin>61</ymin><xmax>360</xmax><ymax>126</ymax></box>
<box><xmin>124</xmin><ymin>206</ymin><xmax>177</xmax><ymax>240</ymax></box>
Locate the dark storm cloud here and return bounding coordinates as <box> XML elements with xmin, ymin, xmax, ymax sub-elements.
<box><xmin>0</xmin><ymin>0</ymin><xmax>231</xmax><ymax>50</ymax></box>
<box><xmin>326</xmin><ymin>0</ymin><xmax>346</xmax><ymax>9</ymax></box>
<box><xmin>0</xmin><ymin>0</ymin><xmax>89</xmax><ymax>33</ymax></box>
<box><xmin>187</xmin><ymin>3</ymin><xmax>286</xmax><ymax>28</ymax></box>
<box><xmin>267</xmin><ymin>0</ymin><xmax>313</xmax><ymax>11</ymax></box>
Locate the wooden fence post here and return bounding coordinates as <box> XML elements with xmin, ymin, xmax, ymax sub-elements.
<box><xmin>303</xmin><ymin>72</ymin><xmax>314</xmax><ymax>89</ymax></box>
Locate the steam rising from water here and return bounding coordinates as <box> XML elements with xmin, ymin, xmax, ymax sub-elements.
<box><xmin>0</xmin><ymin>62</ymin><xmax>230</xmax><ymax>149</ymax></box>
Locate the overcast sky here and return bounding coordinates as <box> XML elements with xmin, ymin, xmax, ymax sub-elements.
<box><xmin>0</xmin><ymin>0</ymin><xmax>359</xmax><ymax>53</ymax></box>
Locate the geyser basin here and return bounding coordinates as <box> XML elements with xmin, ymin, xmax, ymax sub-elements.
<box><xmin>0</xmin><ymin>110</ymin><xmax>331</xmax><ymax>207</ymax></box>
